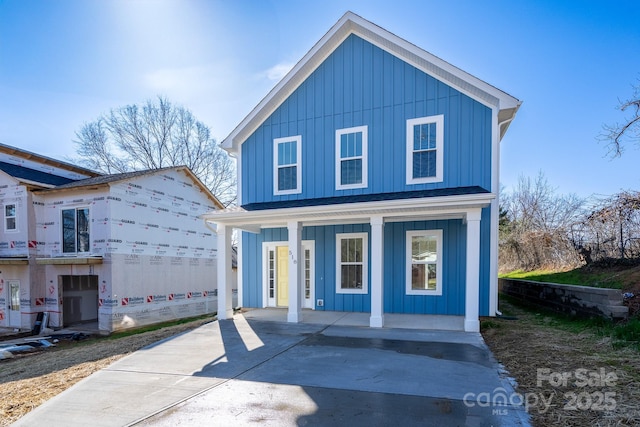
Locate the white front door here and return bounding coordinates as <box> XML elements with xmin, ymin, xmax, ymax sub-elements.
<box><xmin>265</xmin><ymin>241</ymin><xmax>315</xmax><ymax>309</ymax></box>
<box><xmin>8</xmin><ymin>279</ymin><xmax>21</xmax><ymax>328</ymax></box>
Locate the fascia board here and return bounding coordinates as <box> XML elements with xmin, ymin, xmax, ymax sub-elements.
<box><xmin>202</xmin><ymin>192</ymin><xmax>495</xmax><ymax>226</ymax></box>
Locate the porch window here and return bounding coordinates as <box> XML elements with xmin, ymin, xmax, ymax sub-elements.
<box><xmin>4</xmin><ymin>203</ymin><xmax>16</xmax><ymax>231</ymax></box>
<box><xmin>336</xmin><ymin>232</ymin><xmax>368</xmax><ymax>294</ymax></box>
<box><xmin>62</xmin><ymin>207</ymin><xmax>90</xmax><ymax>254</ymax></box>
<box><xmin>406</xmin><ymin>230</ymin><xmax>443</xmax><ymax>295</ymax></box>
<box><xmin>305</xmin><ymin>248</ymin><xmax>311</xmax><ymax>299</ymax></box>
<box><xmin>406</xmin><ymin>115</ymin><xmax>444</xmax><ymax>184</ymax></box>
<box><xmin>336</xmin><ymin>126</ymin><xmax>368</xmax><ymax>189</ymax></box>
<box><xmin>273</xmin><ymin>135</ymin><xmax>302</xmax><ymax>195</ymax></box>
<box><xmin>268</xmin><ymin>250</ymin><xmax>275</xmax><ymax>298</ymax></box>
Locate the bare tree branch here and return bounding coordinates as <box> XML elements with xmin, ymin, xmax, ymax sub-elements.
<box><xmin>73</xmin><ymin>96</ymin><xmax>236</xmax><ymax>206</ymax></box>
<box><xmin>602</xmin><ymin>80</ymin><xmax>640</xmax><ymax>157</ymax></box>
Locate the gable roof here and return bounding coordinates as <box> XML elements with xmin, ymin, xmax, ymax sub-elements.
<box><xmin>221</xmin><ymin>11</ymin><xmax>521</xmax><ymax>155</ymax></box>
<box><xmin>36</xmin><ymin>166</ymin><xmax>225</xmax><ymax>209</ymax></box>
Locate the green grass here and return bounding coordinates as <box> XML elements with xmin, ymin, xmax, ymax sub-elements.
<box><xmin>105</xmin><ymin>313</ymin><xmax>215</xmax><ymax>340</ymax></box>
<box><xmin>498</xmin><ymin>294</ymin><xmax>640</xmax><ymax>351</ymax></box>
<box><xmin>500</xmin><ymin>268</ymin><xmax>625</xmax><ymax>289</ymax></box>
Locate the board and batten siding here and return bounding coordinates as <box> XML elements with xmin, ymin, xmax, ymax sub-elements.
<box><xmin>241</xmin><ymin>34</ymin><xmax>493</xmax><ymax>206</ymax></box>
<box><xmin>240</xmin><ymin>216</ymin><xmax>492</xmax><ymax>316</ymax></box>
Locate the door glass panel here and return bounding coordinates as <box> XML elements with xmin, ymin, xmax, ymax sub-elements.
<box><xmin>10</xmin><ymin>281</ymin><xmax>20</xmax><ymax>311</ymax></box>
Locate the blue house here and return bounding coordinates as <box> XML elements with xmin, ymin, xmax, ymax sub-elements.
<box><xmin>204</xmin><ymin>12</ymin><xmax>520</xmax><ymax>332</ymax></box>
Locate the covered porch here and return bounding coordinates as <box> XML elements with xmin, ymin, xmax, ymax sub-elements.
<box><xmin>202</xmin><ymin>190</ymin><xmax>494</xmax><ymax>332</ymax></box>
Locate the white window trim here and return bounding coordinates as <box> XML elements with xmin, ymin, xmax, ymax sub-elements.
<box><xmin>273</xmin><ymin>135</ymin><xmax>302</xmax><ymax>195</ymax></box>
<box><xmin>406</xmin><ymin>229</ymin><xmax>443</xmax><ymax>296</ymax></box>
<box><xmin>335</xmin><ymin>125</ymin><xmax>368</xmax><ymax>190</ymax></box>
<box><xmin>336</xmin><ymin>232</ymin><xmax>368</xmax><ymax>295</ymax></box>
<box><xmin>406</xmin><ymin>115</ymin><xmax>444</xmax><ymax>184</ymax></box>
<box><xmin>61</xmin><ymin>206</ymin><xmax>91</xmax><ymax>255</ymax></box>
<box><xmin>4</xmin><ymin>203</ymin><xmax>17</xmax><ymax>232</ymax></box>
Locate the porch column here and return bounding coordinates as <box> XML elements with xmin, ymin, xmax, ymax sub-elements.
<box><xmin>217</xmin><ymin>223</ymin><xmax>234</xmax><ymax>320</ymax></box>
<box><xmin>465</xmin><ymin>209</ymin><xmax>482</xmax><ymax>332</ymax></box>
<box><xmin>287</xmin><ymin>221</ymin><xmax>303</xmax><ymax>323</ymax></box>
<box><xmin>369</xmin><ymin>216</ymin><xmax>385</xmax><ymax>327</ymax></box>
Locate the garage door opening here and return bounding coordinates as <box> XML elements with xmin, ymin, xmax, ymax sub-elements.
<box><xmin>61</xmin><ymin>275</ymin><xmax>98</xmax><ymax>326</ymax></box>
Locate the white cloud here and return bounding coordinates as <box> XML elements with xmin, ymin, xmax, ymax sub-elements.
<box><xmin>263</xmin><ymin>62</ymin><xmax>295</xmax><ymax>81</ymax></box>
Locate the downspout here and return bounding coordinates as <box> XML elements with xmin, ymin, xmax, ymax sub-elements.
<box><xmin>492</xmin><ymin>114</ymin><xmax>518</xmax><ymax>317</ymax></box>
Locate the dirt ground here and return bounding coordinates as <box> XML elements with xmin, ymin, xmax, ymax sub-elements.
<box><xmin>483</xmin><ymin>301</ymin><xmax>640</xmax><ymax>426</ymax></box>
<box><xmin>0</xmin><ymin>317</ymin><xmax>214</xmax><ymax>426</ymax></box>
<box><xmin>2</xmin><ymin>306</ymin><xmax>640</xmax><ymax>427</ymax></box>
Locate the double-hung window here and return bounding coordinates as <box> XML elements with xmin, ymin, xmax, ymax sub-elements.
<box><xmin>62</xmin><ymin>207</ymin><xmax>90</xmax><ymax>254</ymax></box>
<box><xmin>336</xmin><ymin>126</ymin><xmax>367</xmax><ymax>189</ymax></box>
<box><xmin>273</xmin><ymin>136</ymin><xmax>302</xmax><ymax>195</ymax></box>
<box><xmin>4</xmin><ymin>204</ymin><xmax>17</xmax><ymax>232</ymax></box>
<box><xmin>406</xmin><ymin>115</ymin><xmax>444</xmax><ymax>184</ymax></box>
<box><xmin>406</xmin><ymin>230</ymin><xmax>442</xmax><ymax>295</ymax></box>
<box><xmin>336</xmin><ymin>232</ymin><xmax>368</xmax><ymax>294</ymax></box>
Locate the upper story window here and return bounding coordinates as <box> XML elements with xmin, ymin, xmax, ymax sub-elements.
<box><xmin>336</xmin><ymin>126</ymin><xmax>368</xmax><ymax>190</ymax></box>
<box><xmin>273</xmin><ymin>135</ymin><xmax>302</xmax><ymax>195</ymax></box>
<box><xmin>336</xmin><ymin>232</ymin><xmax>368</xmax><ymax>294</ymax></box>
<box><xmin>406</xmin><ymin>115</ymin><xmax>444</xmax><ymax>184</ymax></box>
<box><xmin>62</xmin><ymin>207</ymin><xmax>90</xmax><ymax>254</ymax></box>
<box><xmin>4</xmin><ymin>204</ymin><xmax>17</xmax><ymax>232</ymax></box>
<box><xmin>406</xmin><ymin>230</ymin><xmax>443</xmax><ymax>296</ymax></box>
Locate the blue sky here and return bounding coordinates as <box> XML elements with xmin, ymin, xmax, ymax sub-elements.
<box><xmin>1</xmin><ymin>0</ymin><xmax>639</xmax><ymax>198</ymax></box>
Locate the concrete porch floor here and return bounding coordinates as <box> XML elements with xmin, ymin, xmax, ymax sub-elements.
<box><xmin>241</xmin><ymin>307</ymin><xmax>465</xmax><ymax>331</ymax></box>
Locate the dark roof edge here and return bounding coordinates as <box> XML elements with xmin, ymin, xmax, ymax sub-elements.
<box><xmin>242</xmin><ymin>186</ymin><xmax>490</xmax><ymax>211</ymax></box>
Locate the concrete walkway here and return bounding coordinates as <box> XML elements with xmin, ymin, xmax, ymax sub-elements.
<box><xmin>13</xmin><ymin>310</ymin><xmax>530</xmax><ymax>426</ymax></box>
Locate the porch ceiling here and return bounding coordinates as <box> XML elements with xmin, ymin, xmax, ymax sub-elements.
<box><xmin>201</xmin><ymin>192</ymin><xmax>494</xmax><ymax>232</ymax></box>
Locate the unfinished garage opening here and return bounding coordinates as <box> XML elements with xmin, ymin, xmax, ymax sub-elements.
<box><xmin>61</xmin><ymin>275</ymin><xmax>98</xmax><ymax>326</ymax></box>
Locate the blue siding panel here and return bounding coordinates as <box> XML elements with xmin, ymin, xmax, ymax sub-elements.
<box><xmin>241</xmin><ymin>34</ymin><xmax>493</xmax><ymax>206</ymax></box>
<box><xmin>240</xmin><ymin>214</ymin><xmax>492</xmax><ymax>316</ymax></box>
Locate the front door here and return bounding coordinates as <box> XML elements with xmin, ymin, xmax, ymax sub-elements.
<box><xmin>8</xmin><ymin>280</ymin><xmax>21</xmax><ymax>328</ymax></box>
<box><xmin>276</xmin><ymin>246</ymin><xmax>289</xmax><ymax>307</ymax></box>
<box><xmin>265</xmin><ymin>241</ymin><xmax>315</xmax><ymax>309</ymax></box>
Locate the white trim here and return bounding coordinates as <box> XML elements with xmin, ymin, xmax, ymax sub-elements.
<box><xmin>237</xmin><ymin>230</ymin><xmax>243</xmax><ymax>308</ymax></box>
<box><xmin>303</xmin><ymin>242</ymin><xmax>316</xmax><ymax>309</ymax></box>
<box><xmin>236</xmin><ymin>149</ymin><xmax>243</xmax><ymax>206</ymax></box>
<box><xmin>262</xmin><ymin>240</ymin><xmax>315</xmax><ymax>309</ymax></box>
<box><xmin>287</xmin><ymin>221</ymin><xmax>302</xmax><ymax>322</ymax></box>
<box><xmin>464</xmin><ymin>208</ymin><xmax>482</xmax><ymax>332</ymax></box>
<box><xmin>370</xmin><ymin>216</ymin><xmax>384</xmax><ymax>327</ymax></box>
<box><xmin>217</xmin><ymin>224</ymin><xmax>234</xmax><ymax>320</ymax></box>
<box><xmin>202</xmin><ymin>192</ymin><xmax>495</xmax><ymax>228</ymax></box>
<box><xmin>273</xmin><ymin>135</ymin><xmax>302</xmax><ymax>195</ymax></box>
<box><xmin>4</xmin><ymin>202</ymin><xmax>17</xmax><ymax>232</ymax></box>
<box><xmin>336</xmin><ymin>232</ymin><xmax>368</xmax><ymax>294</ymax></box>
<box><xmin>335</xmin><ymin>125</ymin><xmax>368</xmax><ymax>190</ymax></box>
<box><xmin>406</xmin><ymin>115</ymin><xmax>444</xmax><ymax>184</ymax></box>
<box><xmin>405</xmin><ymin>229</ymin><xmax>443</xmax><ymax>296</ymax></box>
<box><xmin>489</xmin><ymin>110</ymin><xmax>499</xmax><ymax>317</ymax></box>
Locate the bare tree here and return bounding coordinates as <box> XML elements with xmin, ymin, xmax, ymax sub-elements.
<box><xmin>500</xmin><ymin>172</ymin><xmax>584</xmax><ymax>271</ymax></box>
<box><xmin>74</xmin><ymin>96</ymin><xmax>236</xmax><ymax>206</ymax></box>
<box><xmin>576</xmin><ymin>191</ymin><xmax>640</xmax><ymax>262</ymax></box>
<box><xmin>602</xmin><ymin>80</ymin><xmax>640</xmax><ymax>157</ymax></box>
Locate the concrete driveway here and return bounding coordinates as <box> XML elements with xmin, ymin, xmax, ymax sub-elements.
<box><xmin>13</xmin><ymin>310</ymin><xmax>530</xmax><ymax>426</ymax></box>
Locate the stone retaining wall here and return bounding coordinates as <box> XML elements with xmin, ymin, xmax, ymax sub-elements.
<box><xmin>499</xmin><ymin>278</ymin><xmax>628</xmax><ymax>319</ymax></box>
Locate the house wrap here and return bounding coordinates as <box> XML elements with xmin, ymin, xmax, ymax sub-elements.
<box><xmin>0</xmin><ymin>143</ymin><xmax>223</xmax><ymax>333</ymax></box>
